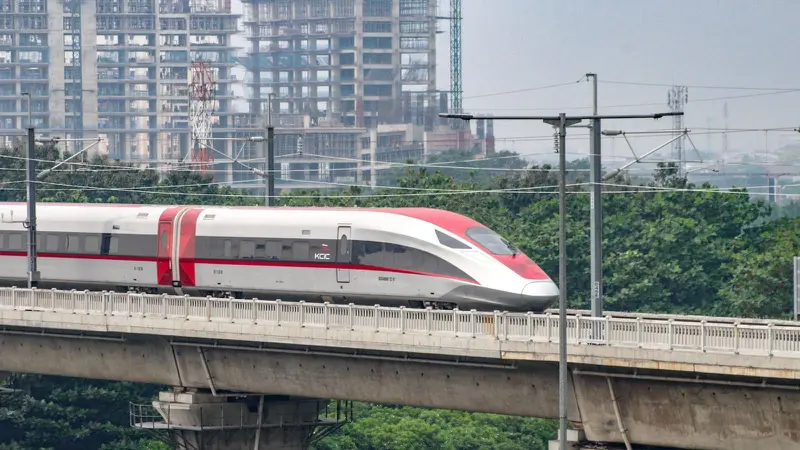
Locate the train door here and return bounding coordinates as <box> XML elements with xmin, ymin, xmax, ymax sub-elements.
<box><xmin>336</xmin><ymin>226</ymin><xmax>352</xmax><ymax>283</ymax></box>
<box><xmin>157</xmin><ymin>220</ymin><xmax>172</xmax><ymax>286</ymax></box>
<box><xmin>171</xmin><ymin>208</ymin><xmax>192</xmax><ymax>286</ymax></box>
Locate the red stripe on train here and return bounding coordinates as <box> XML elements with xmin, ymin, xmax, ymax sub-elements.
<box><xmin>0</xmin><ymin>252</ymin><xmax>479</xmax><ymax>285</ymax></box>
<box><xmin>178</xmin><ymin>208</ymin><xmax>203</xmax><ymax>287</ymax></box>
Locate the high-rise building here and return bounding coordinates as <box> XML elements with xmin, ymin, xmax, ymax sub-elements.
<box><xmin>239</xmin><ymin>0</ymin><xmax>438</xmax><ymax>130</ymax></box>
<box><xmin>0</xmin><ymin>0</ymin><xmax>239</xmax><ymax>162</ymax></box>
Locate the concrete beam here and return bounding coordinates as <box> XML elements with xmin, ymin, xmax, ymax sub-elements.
<box><xmin>4</xmin><ymin>332</ymin><xmax>800</xmax><ymax>449</ymax></box>
<box><xmin>2</xmin><ymin>309</ymin><xmax>798</xmax><ymax>380</ymax></box>
<box><xmin>571</xmin><ymin>372</ymin><xmax>800</xmax><ymax>450</ymax></box>
<box><xmin>0</xmin><ymin>332</ymin><xmax>581</xmax><ymax>420</ymax></box>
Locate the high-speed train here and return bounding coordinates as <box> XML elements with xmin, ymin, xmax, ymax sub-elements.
<box><xmin>0</xmin><ymin>203</ymin><xmax>559</xmax><ymax>312</ymax></box>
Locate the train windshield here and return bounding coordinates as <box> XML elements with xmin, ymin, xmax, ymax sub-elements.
<box><xmin>465</xmin><ymin>227</ymin><xmax>518</xmax><ymax>255</ymax></box>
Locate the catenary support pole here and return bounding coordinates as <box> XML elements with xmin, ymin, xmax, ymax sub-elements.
<box><xmin>587</xmin><ymin>73</ymin><xmax>603</xmax><ymax>317</ymax></box>
<box><xmin>26</xmin><ymin>126</ymin><xmax>38</xmax><ymax>288</ymax></box>
<box><xmin>557</xmin><ymin>112</ymin><xmax>569</xmax><ymax>449</ymax></box>
<box><xmin>440</xmin><ymin>108</ymin><xmax>683</xmax><ymax>450</ymax></box>
<box><xmin>265</xmin><ymin>94</ymin><xmax>275</xmax><ymax>207</ymax></box>
<box><xmin>266</xmin><ymin>125</ymin><xmax>275</xmax><ymax>207</ymax></box>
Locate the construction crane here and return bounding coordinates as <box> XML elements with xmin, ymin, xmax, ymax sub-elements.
<box><xmin>437</xmin><ymin>0</ymin><xmax>462</xmax><ymax>113</ymax></box>
<box><xmin>449</xmin><ymin>0</ymin><xmax>462</xmax><ymax>113</ymax></box>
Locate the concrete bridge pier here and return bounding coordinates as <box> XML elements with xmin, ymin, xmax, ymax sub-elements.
<box><xmin>549</xmin><ymin>429</ymin><xmax>586</xmax><ymax>450</ymax></box>
<box><xmin>131</xmin><ymin>389</ymin><xmax>350</xmax><ymax>450</ymax></box>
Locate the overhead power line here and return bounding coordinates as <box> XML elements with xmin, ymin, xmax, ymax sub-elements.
<box><xmin>600</xmin><ymin>80</ymin><xmax>800</xmax><ymax>91</ymax></box>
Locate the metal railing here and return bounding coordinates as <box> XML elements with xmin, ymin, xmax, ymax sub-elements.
<box><xmin>129</xmin><ymin>399</ymin><xmax>352</xmax><ymax>431</ymax></box>
<box><xmin>1</xmin><ymin>287</ymin><xmax>800</xmax><ymax>358</ymax></box>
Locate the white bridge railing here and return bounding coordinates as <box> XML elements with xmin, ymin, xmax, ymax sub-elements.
<box><xmin>1</xmin><ymin>287</ymin><xmax>799</xmax><ymax>358</ymax></box>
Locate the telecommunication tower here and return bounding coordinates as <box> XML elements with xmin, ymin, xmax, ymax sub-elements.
<box><xmin>667</xmin><ymin>85</ymin><xmax>688</xmax><ymax>168</ymax></box>
<box><xmin>188</xmin><ymin>61</ymin><xmax>216</xmax><ymax>172</ymax></box>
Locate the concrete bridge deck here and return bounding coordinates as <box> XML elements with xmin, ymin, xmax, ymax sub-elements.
<box><xmin>2</xmin><ymin>287</ymin><xmax>800</xmax><ymax>450</ymax></box>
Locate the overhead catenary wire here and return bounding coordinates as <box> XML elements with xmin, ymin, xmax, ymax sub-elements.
<box><xmin>1</xmin><ymin>179</ymin><xmax>795</xmax><ymax>201</ymax></box>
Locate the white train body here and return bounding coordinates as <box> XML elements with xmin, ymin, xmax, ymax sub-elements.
<box><xmin>0</xmin><ymin>203</ymin><xmax>559</xmax><ymax>312</ymax></box>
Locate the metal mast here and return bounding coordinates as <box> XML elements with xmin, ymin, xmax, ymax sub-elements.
<box><xmin>64</xmin><ymin>0</ymin><xmax>83</xmax><ymax>153</ymax></box>
<box><xmin>450</xmin><ymin>0</ymin><xmax>462</xmax><ymax>113</ymax></box>
<box><xmin>667</xmin><ymin>86</ymin><xmax>688</xmax><ymax>171</ymax></box>
<box><xmin>188</xmin><ymin>61</ymin><xmax>216</xmax><ymax>172</ymax></box>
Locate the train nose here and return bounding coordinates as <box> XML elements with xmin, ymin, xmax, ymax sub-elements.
<box><xmin>521</xmin><ymin>281</ymin><xmax>560</xmax><ymax>310</ymax></box>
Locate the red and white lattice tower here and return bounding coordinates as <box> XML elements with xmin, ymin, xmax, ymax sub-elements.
<box><xmin>188</xmin><ymin>61</ymin><xmax>216</xmax><ymax>172</ymax></box>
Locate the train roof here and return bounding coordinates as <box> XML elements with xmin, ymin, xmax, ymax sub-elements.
<box><xmin>0</xmin><ymin>203</ymin><xmax>489</xmax><ymax>235</ymax></box>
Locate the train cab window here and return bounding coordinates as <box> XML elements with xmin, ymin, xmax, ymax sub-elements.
<box><xmin>239</xmin><ymin>240</ymin><xmax>255</xmax><ymax>259</ymax></box>
<box><xmin>8</xmin><ymin>233</ymin><xmax>22</xmax><ymax>250</ymax></box>
<box><xmin>435</xmin><ymin>230</ymin><xmax>471</xmax><ymax>249</ymax></box>
<box><xmin>160</xmin><ymin>231</ymin><xmax>168</xmax><ymax>250</ymax></box>
<box><xmin>266</xmin><ymin>241</ymin><xmax>281</xmax><ymax>260</ymax></box>
<box><xmin>67</xmin><ymin>235</ymin><xmax>80</xmax><ymax>252</ymax></box>
<box><xmin>465</xmin><ymin>227</ymin><xmax>516</xmax><ymax>255</ymax></box>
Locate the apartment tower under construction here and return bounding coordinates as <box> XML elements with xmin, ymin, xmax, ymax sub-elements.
<box><xmin>0</xmin><ymin>0</ymin><xmax>239</xmax><ymax>162</ymax></box>
<box><xmin>239</xmin><ymin>0</ymin><xmax>440</xmax><ymax>130</ymax></box>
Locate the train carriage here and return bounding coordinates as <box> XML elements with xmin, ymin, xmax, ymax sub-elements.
<box><xmin>0</xmin><ymin>202</ymin><xmax>558</xmax><ymax>312</ymax></box>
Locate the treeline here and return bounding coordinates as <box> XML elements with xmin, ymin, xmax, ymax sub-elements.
<box><xmin>0</xmin><ymin>145</ymin><xmax>798</xmax><ymax>449</ymax></box>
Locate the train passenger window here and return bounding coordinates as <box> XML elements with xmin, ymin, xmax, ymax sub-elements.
<box><xmin>67</xmin><ymin>235</ymin><xmax>80</xmax><ymax>252</ymax></box>
<box><xmin>239</xmin><ymin>240</ymin><xmax>255</xmax><ymax>259</ymax></box>
<box><xmin>266</xmin><ymin>241</ymin><xmax>281</xmax><ymax>260</ymax></box>
<box><xmin>465</xmin><ymin>227</ymin><xmax>516</xmax><ymax>255</ymax></box>
<box><xmin>223</xmin><ymin>240</ymin><xmax>232</xmax><ymax>258</ymax></box>
<box><xmin>254</xmin><ymin>243</ymin><xmax>266</xmax><ymax>259</ymax></box>
<box><xmin>46</xmin><ymin>234</ymin><xmax>60</xmax><ymax>251</ymax></box>
<box><xmin>85</xmin><ymin>236</ymin><xmax>100</xmax><ymax>253</ymax></box>
<box><xmin>0</xmin><ymin>232</ymin><xmax>5</xmax><ymax>250</ymax></box>
<box><xmin>292</xmin><ymin>241</ymin><xmax>309</xmax><ymax>260</ymax></box>
<box><xmin>360</xmin><ymin>242</ymin><xmax>383</xmax><ymax>265</ymax></box>
<box><xmin>109</xmin><ymin>236</ymin><xmax>119</xmax><ymax>254</ymax></box>
<box><xmin>418</xmin><ymin>251</ymin><xmax>440</xmax><ymax>274</ymax></box>
<box><xmin>278</xmin><ymin>242</ymin><xmax>291</xmax><ymax>259</ymax></box>
<box><xmin>8</xmin><ymin>233</ymin><xmax>22</xmax><ymax>250</ymax></box>
<box><xmin>435</xmin><ymin>230</ymin><xmax>471</xmax><ymax>249</ymax></box>
<box><xmin>383</xmin><ymin>243</ymin><xmax>406</xmax><ymax>268</ymax></box>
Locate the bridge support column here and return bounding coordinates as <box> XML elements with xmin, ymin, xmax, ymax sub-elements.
<box><xmin>549</xmin><ymin>429</ymin><xmax>585</xmax><ymax>450</ymax></box>
<box><xmin>131</xmin><ymin>390</ymin><xmax>350</xmax><ymax>450</ymax></box>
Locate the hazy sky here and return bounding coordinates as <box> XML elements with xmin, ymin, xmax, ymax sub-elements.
<box><xmin>446</xmin><ymin>0</ymin><xmax>800</xmax><ymax>165</ymax></box>
<box><xmin>231</xmin><ymin>0</ymin><xmax>800</xmax><ymax>166</ymax></box>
